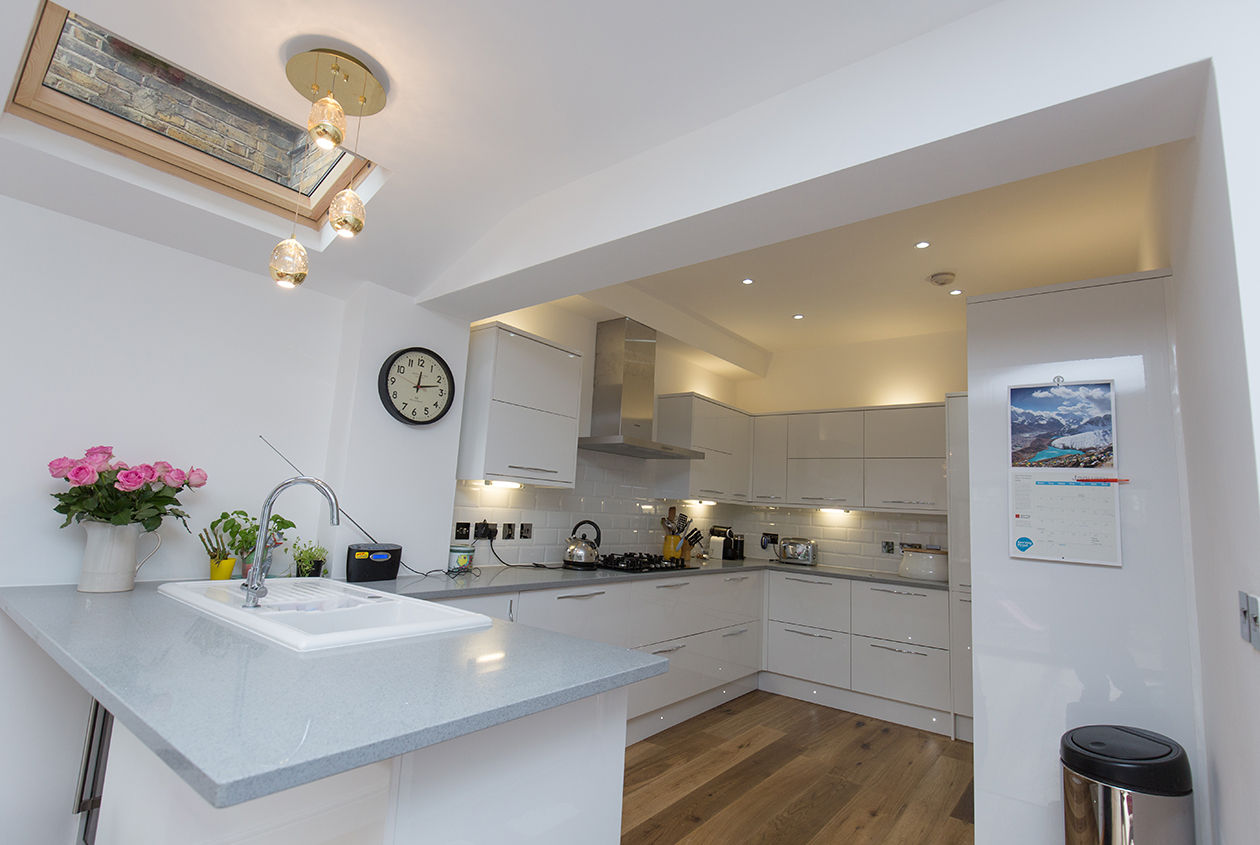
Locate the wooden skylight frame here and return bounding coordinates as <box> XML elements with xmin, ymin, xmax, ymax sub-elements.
<box><xmin>6</xmin><ymin>2</ymin><xmax>374</xmax><ymax>230</ymax></box>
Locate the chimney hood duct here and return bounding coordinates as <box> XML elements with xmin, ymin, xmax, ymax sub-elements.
<box><xmin>577</xmin><ymin>318</ymin><xmax>704</xmax><ymax>460</ymax></box>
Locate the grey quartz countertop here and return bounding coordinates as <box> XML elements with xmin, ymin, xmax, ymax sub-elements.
<box><xmin>0</xmin><ymin>582</ymin><xmax>666</xmax><ymax>808</ymax></box>
<box><xmin>382</xmin><ymin>558</ymin><xmax>949</xmax><ymax>600</ymax></box>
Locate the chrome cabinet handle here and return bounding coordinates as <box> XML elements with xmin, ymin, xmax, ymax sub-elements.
<box><xmin>557</xmin><ymin>591</ymin><xmax>605</xmax><ymax>600</ymax></box>
<box><xmin>652</xmin><ymin>644</ymin><xmax>686</xmax><ymax>654</ymax></box>
<box><xmin>784</xmin><ymin>628</ymin><xmax>833</xmax><ymax>640</ymax></box>
<box><xmin>508</xmin><ymin>597</ymin><xmax>515</xmax><ymax>622</ymax></box>
<box><xmin>724</xmin><ymin>576</ymin><xmax>749</xmax><ymax>582</ymax></box>
<box><xmin>699</xmin><ymin>488</ymin><xmax>725</xmax><ymax>495</ymax></box>
<box><xmin>508</xmin><ymin>465</ymin><xmax>558</xmax><ymax>473</ymax></box>
<box><xmin>655</xmin><ymin>582</ymin><xmax>689</xmax><ymax>589</ymax></box>
<box><xmin>870</xmin><ymin>642</ymin><xmax>927</xmax><ymax>657</ymax></box>
<box><xmin>879</xmin><ymin>499</ymin><xmax>934</xmax><ymax>506</ymax></box>
<box><xmin>785</xmin><ymin>577</ymin><xmax>830</xmax><ymax>585</ymax></box>
<box><xmin>754</xmin><ymin>495</ymin><xmax>782</xmax><ymax>499</ymax></box>
<box><xmin>960</xmin><ymin>598</ymin><xmax>972</xmax><ymax>604</ymax></box>
<box><xmin>722</xmin><ymin>628</ymin><xmax>749</xmax><ymax>637</ymax></box>
<box><xmin>871</xmin><ymin>587</ymin><xmax>927</xmax><ymax>598</ymax></box>
<box><xmin>800</xmin><ymin>496</ymin><xmax>847</xmax><ymax>502</ymax></box>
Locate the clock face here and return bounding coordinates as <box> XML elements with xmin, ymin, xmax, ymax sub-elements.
<box><xmin>377</xmin><ymin>347</ymin><xmax>456</xmax><ymax>425</ymax></box>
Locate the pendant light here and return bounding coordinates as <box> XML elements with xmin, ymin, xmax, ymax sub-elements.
<box><xmin>329</xmin><ymin>77</ymin><xmax>370</xmax><ymax>238</ymax></box>
<box><xmin>269</xmin><ymin>201</ymin><xmax>308</xmax><ymax>288</ymax></box>
<box><xmin>307</xmin><ymin>56</ymin><xmax>346</xmax><ymax>151</ymax></box>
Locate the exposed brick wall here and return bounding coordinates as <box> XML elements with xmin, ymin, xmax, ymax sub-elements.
<box><xmin>43</xmin><ymin>14</ymin><xmax>342</xmax><ymax>195</ymax></box>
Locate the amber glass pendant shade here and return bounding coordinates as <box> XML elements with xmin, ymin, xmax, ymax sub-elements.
<box><xmin>307</xmin><ymin>95</ymin><xmax>346</xmax><ymax>150</ymax></box>
<box><xmin>269</xmin><ymin>238</ymin><xmax>309</xmax><ymax>288</ymax></box>
<box><xmin>329</xmin><ymin>188</ymin><xmax>365</xmax><ymax>238</ymax></box>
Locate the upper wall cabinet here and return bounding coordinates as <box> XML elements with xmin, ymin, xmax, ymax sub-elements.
<box><xmin>864</xmin><ymin>406</ymin><xmax>946</xmax><ymax>457</ymax></box>
<box><xmin>751</xmin><ymin>415</ymin><xmax>788</xmax><ymax>504</ymax></box>
<box><xmin>656</xmin><ymin>394</ymin><xmax>752</xmax><ymax>503</ymax></box>
<box><xmin>456</xmin><ymin>323</ymin><xmax>582</xmax><ymax>487</ymax></box>
<box><xmin>788</xmin><ymin>412</ymin><xmax>864</xmax><ymax>458</ymax></box>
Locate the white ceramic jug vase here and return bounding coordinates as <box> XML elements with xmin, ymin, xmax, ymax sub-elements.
<box><xmin>78</xmin><ymin>521</ymin><xmax>162</xmax><ymax>593</ymax></box>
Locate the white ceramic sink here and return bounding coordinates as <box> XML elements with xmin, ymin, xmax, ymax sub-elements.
<box><xmin>159</xmin><ymin>579</ymin><xmax>491</xmax><ymax>651</ymax></box>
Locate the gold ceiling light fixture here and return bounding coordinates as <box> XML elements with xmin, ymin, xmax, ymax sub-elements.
<box><xmin>266</xmin><ymin>48</ymin><xmax>386</xmax><ymax>284</ymax></box>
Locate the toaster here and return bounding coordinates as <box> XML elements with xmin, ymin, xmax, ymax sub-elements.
<box><xmin>775</xmin><ymin>538</ymin><xmax>818</xmax><ymax>566</ymax></box>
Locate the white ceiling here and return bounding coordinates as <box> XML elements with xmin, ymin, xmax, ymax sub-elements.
<box><xmin>0</xmin><ymin>0</ymin><xmax>1006</xmax><ymax>298</ymax></box>
<box><xmin>579</xmin><ymin>145</ymin><xmax>1169</xmax><ymax>356</ymax></box>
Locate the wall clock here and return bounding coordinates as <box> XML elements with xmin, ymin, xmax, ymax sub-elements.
<box><xmin>377</xmin><ymin>347</ymin><xmax>456</xmax><ymax>425</ymax></box>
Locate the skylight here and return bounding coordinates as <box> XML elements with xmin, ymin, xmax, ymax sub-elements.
<box><xmin>8</xmin><ymin>3</ymin><xmax>375</xmax><ymax>229</ymax></box>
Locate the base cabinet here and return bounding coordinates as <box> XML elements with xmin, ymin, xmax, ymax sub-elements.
<box><xmin>766</xmin><ymin>621</ymin><xmax>851</xmax><ymax>689</ymax></box>
<box><xmin>432</xmin><ymin>592</ymin><xmax>517</xmax><ymax>621</ymax></box>
<box><xmin>628</xmin><ymin>623</ymin><xmax>761</xmax><ymax>719</ymax></box>
<box><xmin>850</xmin><ymin>634</ymin><xmax>951</xmax><ymax>710</ymax></box>
<box><xmin>514</xmin><ymin>585</ymin><xmax>630</xmax><ymax>646</ymax></box>
<box><xmin>951</xmin><ymin>592</ymin><xmax>973</xmax><ymax>717</ymax></box>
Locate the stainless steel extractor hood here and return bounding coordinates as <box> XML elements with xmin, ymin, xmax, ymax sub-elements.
<box><xmin>577</xmin><ymin>318</ymin><xmax>704</xmax><ymax>460</ymax></box>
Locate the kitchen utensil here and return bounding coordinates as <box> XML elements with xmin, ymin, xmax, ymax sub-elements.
<box><xmin>898</xmin><ymin>548</ymin><xmax>948</xmax><ymax>581</ymax></box>
<box><xmin>774</xmin><ymin>538</ymin><xmax>818</xmax><ymax>565</ymax></box>
<box><xmin>564</xmin><ymin>520</ymin><xmax>602</xmax><ymax>570</ymax></box>
<box><xmin>674</xmin><ymin>513</ymin><xmax>691</xmax><ymax>536</ymax></box>
<box><xmin>684</xmin><ymin>528</ymin><xmax>704</xmax><ymax>548</ymax></box>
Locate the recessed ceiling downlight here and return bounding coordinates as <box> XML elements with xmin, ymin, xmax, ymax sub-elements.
<box><xmin>915</xmin><ymin>241</ymin><xmax>931</xmax><ymax>249</ymax></box>
<box><xmin>949</xmin><ymin>289</ymin><xmax>964</xmax><ymax>296</ymax></box>
<box><xmin>741</xmin><ymin>278</ymin><xmax>754</xmax><ymax>285</ymax></box>
<box><xmin>792</xmin><ymin>313</ymin><xmax>805</xmax><ymax>320</ymax></box>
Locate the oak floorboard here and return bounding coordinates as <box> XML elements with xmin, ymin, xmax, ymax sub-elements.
<box><xmin>621</xmin><ymin>724</ymin><xmax>784</xmax><ymax>832</ymax></box>
<box><xmin>622</xmin><ymin>693</ymin><xmax>974</xmax><ymax>845</ymax></box>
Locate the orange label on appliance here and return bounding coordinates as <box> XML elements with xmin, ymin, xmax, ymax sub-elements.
<box><xmin>355</xmin><ymin>551</ymin><xmax>369</xmax><ymax>559</ymax></box>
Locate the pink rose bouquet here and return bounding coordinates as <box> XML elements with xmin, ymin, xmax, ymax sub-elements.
<box><xmin>48</xmin><ymin>446</ymin><xmax>207</xmax><ymax>532</ymax></box>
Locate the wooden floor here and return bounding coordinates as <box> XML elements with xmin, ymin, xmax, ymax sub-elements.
<box><xmin>621</xmin><ymin>691</ymin><xmax>974</xmax><ymax>845</ymax></box>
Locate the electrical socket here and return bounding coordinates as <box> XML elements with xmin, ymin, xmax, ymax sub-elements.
<box><xmin>474</xmin><ymin>521</ymin><xmax>497</xmax><ymax>540</ymax></box>
<box><xmin>762</xmin><ymin>532</ymin><xmax>779</xmax><ymax>546</ymax></box>
<box><xmin>519</xmin><ymin>523</ymin><xmax>533</xmax><ymax>539</ymax></box>
<box><xmin>502</xmin><ymin>523</ymin><xmax>515</xmax><ymax>540</ymax></box>
<box><xmin>454</xmin><ymin>522</ymin><xmax>471</xmax><ymax>540</ymax></box>
<box><xmin>881</xmin><ymin>540</ymin><xmax>896</xmax><ymax>555</ymax></box>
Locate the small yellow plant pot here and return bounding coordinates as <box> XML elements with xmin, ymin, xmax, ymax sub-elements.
<box><xmin>209</xmin><ymin>557</ymin><xmax>237</xmax><ymax>580</ymax></box>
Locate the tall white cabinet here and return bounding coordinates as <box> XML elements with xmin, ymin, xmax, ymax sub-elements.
<box><xmin>945</xmin><ymin>393</ymin><xmax>972</xmax><ymax>740</ymax></box>
<box><xmin>655</xmin><ymin>393</ymin><xmax>752</xmax><ymax>503</ymax></box>
<box><xmin>456</xmin><ymin>323</ymin><xmax>583</xmax><ymax>487</ymax></box>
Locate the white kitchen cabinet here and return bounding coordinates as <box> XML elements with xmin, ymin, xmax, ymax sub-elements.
<box><xmin>946</xmin><ymin>394</ymin><xmax>971</xmax><ymax>589</ymax></box>
<box><xmin>850</xmin><ymin>634</ymin><xmax>951</xmax><ymax>711</ymax></box>
<box><xmin>787</xmin><ymin>411</ymin><xmax>864</xmax><ymax>458</ymax></box>
<box><xmin>950</xmin><ymin>592</ymin><xmax>973</xmax><ymax>717</ymax></box>
<box><xmin>656</xmin><ymin>394</ymin><xmax>752</xmax><ymax>502</ymax></box>
<box><xmin>696</xmin><ymin>571</ymin><xmax>764</xmax><ymax>629</ymax></box>
<box><xmin>457</xmin><ymin>323</ymin><xmax>582</xmax><ymax>487</ymax></box>
<box><xmin>766</xmin><ymin>621</ymin><xmax>851</xmax><ymax>689</ymax></box>
<box><xmin>863</xmin><ymin>406</ymin><xmax>946</xmax><ymax>457</ymax></box>
<box><xmin>786</xmin><ymin>458</ymin><xmax>864</xmax><ymax>507</ymax></box>
<box><xmin>432</xmin><ymin>592</ymin><xmax>518</xmax><ymax>621</ymax></box>
<box><xmin>850</xmin><ymin>581</ymin><xmax>949</xmax><ymax>649</ymax></box>
<box><xmin>514</xmin><ymin>584</ymin><xmax>631</xmax><ymax>646</ymax></box>
<box><xmin>629</xmin><ymin>571</ymin><xmax>762</xmax><ymax>648</ymax></box>
<box><xmin>862</xmin><ymin>457</ymin><xmax>946</xmax><ymax>511</ymax></box>
<box><xmin>767</xmin><ymin>571</ymin><xmax>850</xmax><ymax>632</ymax></box>
<box><xmin>750</xmin><ymin>415</ymin><xmax>788</xmax><ymax>504</ymax></box>
<box><xmin>628</xmin><ymin>623</ymin><xmax>761</xmax><ymax>719</ymax></box>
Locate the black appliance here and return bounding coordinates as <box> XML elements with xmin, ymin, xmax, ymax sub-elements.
<box><xmin>345</xmin><ymin>543</ymin><xmax>402</xmax><ymax>582</ymax></box>
<box><xmin>710</xmin><ymin>525</ymin><xmax>744</xmax><ymax>560</ymax></box>
<box><xmin>598</xmin><ymin>553</ymin><xmax>695</xmax><ymax>573</ymax></box>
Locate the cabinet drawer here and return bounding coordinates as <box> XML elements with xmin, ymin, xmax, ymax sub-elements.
<box><xmin>767</xmin><ymin>621</ymin><xmax>850</xmax><ymax>689</ymax></box>
<box><xmin>863</xmin><ymin>406</ymin><xmax>946</xmax><ymax>457</ymax></box>
<box><xmin>850</xmin><ymin>634</ymin><xmax>950</xmax><ymax>710</ymax></box>
<box><xmin>431</xmin><ymin>593</ymin><xmax>517</xmax><ymax>621</ymax></box>
<box><xmin>697</xmin><ymin>571</ymin><xmax>764</xmax><ymax>628</ymax></box>
<box><xmin>767</xmin><ymin>572</ymin><xmax>850</xmax><ymax>632</ymax></box>
<box><xmin>863</xmin><ymin>458</ymin><xmax>945</xmax><ymax>510</ymax></box>
<box><xmin>514</xmin><ymin>585</ymin><xmax>629</xmax><ymax>646</ymax></box>
<box><xmin>788</xmin><ymin>411</ymin><xmax>864</xmax><ymax>458</ymax></box>
<box><xmin>628</xmin><ymin>578</ymin><xmax>709</xmax><ymax>647</ymax></box>
<box><xmin>850</xmin><ymin>582</ymin><xmax>949</xmax><ymax>648</ymax></box>
<box><xmin>627</xmin><ymin>624</ymin><xmax>760</xmax><ymax>719</ymax></box>
<box><xmin>491</xmin><ymin>329</ymin><xmax>581</xmax><ymax>418</ymax></box>
<box><xmin>786</xmin><ymin>458</ymin><xmax>863</xmax><ymax>506</ymax></box>
<box><xmin>483</xmin><ymin>400</ymin><xmax>578</xmax><ymax>484</ymax></box>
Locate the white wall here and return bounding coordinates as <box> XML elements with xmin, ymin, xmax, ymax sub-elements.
<box><xmin>967</xmin><ymin>275</ymin><xmax>1203</xmax><ymax>843</ymax></box>
<box><xmin>735</xmin><ymin>332</ymin><xmax>966</xmax><ymax>413</ymax></box>
<box><xmin>0</xmin><ymin>194</ymin><xmax>344</xmax><ymax>841</ymax></box>
<box><xmin>1162</xmin><ymin>79</ymin><xmax>1260</xmax><ymax>843</ymax></box>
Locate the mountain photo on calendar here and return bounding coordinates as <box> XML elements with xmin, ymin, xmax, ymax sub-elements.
<box><xmin>1010</xmin><ymin>382</ymin><xmax>1114</xmax><ymax>468</ymax></box>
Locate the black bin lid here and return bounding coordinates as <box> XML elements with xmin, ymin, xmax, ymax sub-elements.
<box><xmin>1061</xmin><ymin>725</ymin><xmax>1192</xmax><ymax>796</ymax></box>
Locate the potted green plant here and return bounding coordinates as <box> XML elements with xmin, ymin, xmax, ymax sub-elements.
<box><xmin>290</xmin><ymin>538</ymin><xmax>329</xmax><ymax>578</ymax></box>
<box><xmin>209</xmin><ymin>510</ymin><xmax>296</xmax><ymax>577</ymax></box>
<box><xmin>198</xmin><ymin>525</ymin><xmax>236</xmax><ymax>579</ymax></box>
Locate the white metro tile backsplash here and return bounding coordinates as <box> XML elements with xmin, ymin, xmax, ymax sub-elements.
<box><xmin>452</xmin><ymin>453</ymin><xmax>948</xmax><ymax>571</ymax></box>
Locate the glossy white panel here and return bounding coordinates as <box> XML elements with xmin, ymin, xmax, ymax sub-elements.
<box><xmin>786</xmin><ymin>457</ymin><xmax>864</xmax><ymax>506</ymax></box>
<box><xmin>433</xmin><ymin>592</ymin><xmax>518</xmax><ymax>621</ymax></box>
<box><xmin>767</xmin><ymin>571</ymin><xmax>852</xmax><ymax>632</ymax></box>
<box><xmin>946</xmin><ymin>395</ymin><xmax>972</xmax><ymax>590</ymax></box>
<box><xmin>751</xmin><ymin>414</ymin><xmax>789</xmax><ymax>502</ymax></box>
<box><xmin>968</xmin><ymin>275</ymin><xmax>1199</xmax><ymax>843</ymax></box>
<box><xmin>863</xmin><ymin>457</ymin><xmax>947</xmax><ymax>510</ymax></box>
<box><xmin>864</xmin><ymin>405</ymin><xmax>946</xmax><ymax>457</ymax></box>
<box><xmin>514</xmin><ymin>583</ymin><xmax>631</xmax><ymax>646</ymax></box>
<box><xmin>851</xmin><ymin>581</ymin><xmax>950</xmax><ymax>648</ymax></box>
<box><xmin>787</xmin><ymin>411</ymin><xmax>865</xmax><ymax>458</ymax></box>
<box><xmin>483</xmin><ymin>400</ymin><xmax>580</xmax><ymax>484</ymax></box>
<box><xmin>767</xmin><ymin>620</ymin><xmax>851</xmax><ymax>688</ymax></box>
<box><xmin>850</xmin><ymin>634</ymin><xmax>950</xmax><ymax>711</ymax></box>
<box><xmin>491</xmin><ymin>327</ymin><xmax>582</xmax><ymax>418</ymax></box>
<box><xmin>951</xmin><ymin>591</ymin><xmax>973</xmax><ymax>716</ymax></box>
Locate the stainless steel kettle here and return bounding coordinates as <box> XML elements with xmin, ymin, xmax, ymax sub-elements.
<box><xmin>564</xmin><ymin>520</ymin><xmax>602</xmax><ymax>570</ymax></box>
